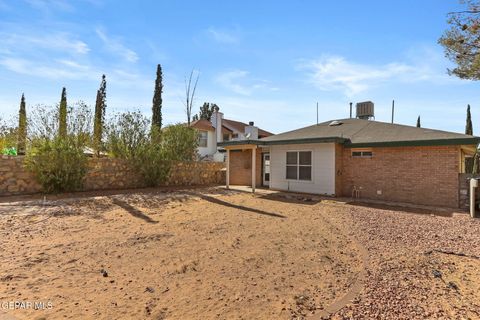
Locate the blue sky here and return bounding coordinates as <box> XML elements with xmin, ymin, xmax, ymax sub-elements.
<box><xmin>0</xmin><ymin>0</ymin><xmax>478</xmax><ymax>134</ymax></box>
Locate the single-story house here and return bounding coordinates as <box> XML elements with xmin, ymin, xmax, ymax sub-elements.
<box><xmin>190</xmin><ymin>107</ymin><xmax>273</xmax><ymax>161</ymax></box>
<box><xmin>219</xmin><ymin>117</ymin><xmax>480</xmax><ymax>208</ymax></box>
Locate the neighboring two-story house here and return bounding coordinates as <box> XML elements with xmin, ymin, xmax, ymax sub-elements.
<box><xmin>190</xmin><ymin>108</ymin><xmax>273</xmax><ymax>161</ymax></box>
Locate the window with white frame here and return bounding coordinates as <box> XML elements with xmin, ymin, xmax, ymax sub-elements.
<box><xmin>286</xmin><ymin>151</ymin><xmax>312</xmax><ymax>181</ymax></box>
<box><xmin>198</xmin><ymin>130</ymin><xmax>208</xmax><ymax>147</ymax></box>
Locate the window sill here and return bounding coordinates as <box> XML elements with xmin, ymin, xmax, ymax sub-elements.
<box><xmin>284</xmin><ymin>179</ymin><xmax>314</xmax><ymax>184</ymax></box>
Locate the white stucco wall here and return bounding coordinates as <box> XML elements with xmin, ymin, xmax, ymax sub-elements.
<box><xmin>197</xmin><ymin>131</ymin><xmax>217</xmax><ymax>157</ymax></box>
<box><xmin>269</xmin><ymin>143</ymin><xmax>335</xmax><ymax>195</ymax></box>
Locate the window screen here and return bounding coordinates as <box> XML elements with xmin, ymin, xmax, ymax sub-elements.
<box><xmin>198</xmin><ymin>131</ymin><xmax>208</xmax><ymax>147</ymax></box>
<box><xmin>286</xmin><ymin>151</ymin><xmax>312</xmax><ymax>181</ymax></box>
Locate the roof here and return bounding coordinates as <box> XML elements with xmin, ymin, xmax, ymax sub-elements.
<box><xmin>222</xmin><ymin>118</ymin><xmax>273</xmax><ymax>138</ymax></box>
<box><xmin>190</xmin><ymin>119</ymin><xmax>215</xmax><ymax>131</ymax></box>
<box><xmin>220</xmin><ymin>118</ymin><xmax>480</xmax><ymax>147</ymax></box>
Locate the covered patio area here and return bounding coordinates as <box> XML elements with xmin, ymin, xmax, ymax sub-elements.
<box><xmin>223</xmin><ymin>141</ymin><xmax>266</xmax><ymax>193</ymax></box>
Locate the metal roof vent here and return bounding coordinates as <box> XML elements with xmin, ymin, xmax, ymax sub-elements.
<box><xmin>356</xmin><ymin>101</ymin><xmax>374</xmax><ymax>120</ymax></box>
<box><xmin>329</xmin><ymin>120</ymin><xmax>343</xmax><ymax>126</ymax></box>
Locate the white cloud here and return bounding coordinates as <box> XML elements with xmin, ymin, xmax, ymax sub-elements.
<box><xmin>215</xmin><ymin>70</ymin><xmax>278</xmax><ymax>95</ymax></box>
<box><xmin>96</xmin><ymin>27</ymin><xmax>138</xmax><ymax>63</ymax></box>
<box><xmin>0</xmin><ymin>32</ymin><xmax>89</xmax><ymax>54</ymax></box>
<box><xmin>0</xmin><ymin>57</ymin><xmax>96</xmax><ymax>80</ymax></box>
<box><xmin>300</xmin><ymin>49</ymin><xmax>456</xmax><ymax>96</ymax></box>
<box><xmin>301</xmin><ymin>56</ymin><xmax>414</xmax><ymax>96</ymax></box>
<box><xmin>206</xmin><ymin>27</ymin><xmax>239</xmax><ymax>44</ymax></box>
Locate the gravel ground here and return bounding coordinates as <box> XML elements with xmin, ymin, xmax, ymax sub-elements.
<box><xmin>325</xmin><ymin>202</ymin><xmax>480</xmax><ymax>320</ymax></box>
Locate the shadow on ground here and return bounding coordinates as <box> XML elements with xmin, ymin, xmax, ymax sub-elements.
<box><xmin>258</xmin><ymin>193</ymin><xmax>322</xmax><ymax>205</ymax></box>
<box><xmin>191</xmin><ymin>193</ymin><xmax>287</xmax><ymax>219</ymax></box>
<box><xmin>111</xmin><ymin>198</ymin><xmax>159</xmax><ymax>223</ymax></box>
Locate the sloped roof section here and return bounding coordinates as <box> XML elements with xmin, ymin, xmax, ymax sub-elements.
<box><xmin>190</xmin><ymin>119</ymin><xmax>215</xmax><ymax>131</ymax></box>
<box><xmin>260</xmin><ymin>118</ymin><xmax>480</xmax><ymax>147</ymax></box>
<box><xmin>223</xmin><ymin>118</ymin><xmax>273</xmax><ymax>138</ymax></box>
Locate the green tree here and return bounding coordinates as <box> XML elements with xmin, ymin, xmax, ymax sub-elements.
<box><xmin>59</xmin><ymin>87</ymin><xmax>67</xmax><ymax>138</ymax></box>
<box><xmin>193</xmin><ymin>102</ymin><xmax>218</xmax><ymax>122</ymax></box>
<box><xmin>439</xmin><ymin>1</ymin><xmax>480</xmax><ymax>79</ymax></box>
<box><xmin>152</xmin><ymin>64</ymin><xmax>163</xmax><ymax>133</ymax></box>
<box><xmin>93</xmin><ymin>74</ymin><xmax>107</xmax><ymax>155</ymax></box>
<box><xmin>17</xmin><ymin>94</ymin><xmax>27</xmax><ymax>155</ymax></box>
<box><xmin>26</xmin><ymin>137</ymin><xmax>87</xmax><ymax>193</ymax></box>
<box><xmin>161</xmin><ymin>124</ymin><xmax>198</xmax><ymax>161</ymax></box>
<box><xmin>416</xmin><ymin>116</ymin><xmax>421</xmax><ymax>128</ymax></box>
<box><xmin>466</xmin><ymin>104</ymin><xmax>473</xmax><ymax>134</ymax></box>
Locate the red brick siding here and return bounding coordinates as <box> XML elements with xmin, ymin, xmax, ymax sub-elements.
<box><xmin>341</xmin><ymin>145</ymin><xmax>460</xmax><ymax>208</ymax></box>
<box><xmin>229</xmin><ymin>149</ymin><xmax>262</xmax><ymax>187</ymax></box>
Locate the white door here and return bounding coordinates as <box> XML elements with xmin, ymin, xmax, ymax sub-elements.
<box><xmin>263</xmin><ymin>153</ymin><xmax>270</xmax><ymax>187</ymax></box>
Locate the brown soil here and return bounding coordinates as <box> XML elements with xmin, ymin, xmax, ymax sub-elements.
<box><xmin>1</xmin><ymin>188</ymin><xmax>479</xmax><ymax>319</ymax></box>
<box><xmin>0</xmin><ymin>188</ymin><xmax>362</xmax><ymax>320</ymax></box>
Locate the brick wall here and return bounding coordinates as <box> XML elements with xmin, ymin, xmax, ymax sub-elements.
<box><xmin>0</xmin><ymin>156</ymin><xmax>226</xmax><ymax>196</ymax></box>
<box><xmin>341</xmin><ymin>145</ymin><xmax>460</xmax><ymax>208</ymax></box>
<box><xmin>228</xmin><ymin>148</ymin><xmax>262</xmax><ymax>187</ymax></box>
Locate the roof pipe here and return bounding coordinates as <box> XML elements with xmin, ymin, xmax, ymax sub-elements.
<box><xmin>391</xmin><ymin>100</ymin><xmax>395</xmax><ymax>123</ymax></box>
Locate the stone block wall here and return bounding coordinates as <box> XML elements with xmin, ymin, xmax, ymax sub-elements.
<box><xmin>83</xmin><ymin>158</ymin><xmax>144</xmax><ymax>191</ymax></box>
<box><xmin>0</xmin><ymin>155</ymin><xmax>41</xmax><ymax>195</ymax></box>
<box><xmin>0</xmin><ymin>156</ymin><xmax>226</xmax><ymax>196</ymax></box>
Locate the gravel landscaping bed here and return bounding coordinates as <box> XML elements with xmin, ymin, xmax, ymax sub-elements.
<box><xmin>325</xmin><ymin>202</ymin><xmax>480</xmax><ymax>320</ymax></box>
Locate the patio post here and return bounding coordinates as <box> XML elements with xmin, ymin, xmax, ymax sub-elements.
<box><xmin>251</xmin><ymin>146</ymin><xmax>256</xmax><ymax>193</ymax></box>
<box><xmin>226</xmin><ymin>149</ymin><xmax>230</xmax><ymax>189</ymax></box>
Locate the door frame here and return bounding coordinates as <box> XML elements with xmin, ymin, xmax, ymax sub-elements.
<box><xmin>262</xmin><ymin>152</ymin><xmax>270</xmax><ymax>187</ymax></box>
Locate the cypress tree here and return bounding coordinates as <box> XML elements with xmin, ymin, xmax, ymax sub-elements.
<box><xmin>416</xmin><ymin>116</ymin><xmax>421</xmax><ymax>128</ymax></box>
<box><xmin>93</xmin><ymin>74</ymin><xmax>106</xmax><ymax>156</ymax></box>
<box><xmin>466</xmin><ymin>104</ymin><xmax>473</xmax><ymax>135</ymax></box>
<box><xmin>152</xmin><ymin>64</ymin><xmax>163</xmax><ymax>133</ymax></box>
<box><xmin>59</xmin><ymin>87</ymin><xmax>67</xmax><ymax>138</ymax></box>
<box><xmin>17</xmin><ymin>94</ymin><xmax>27</xmax><ymax>155</ymax></box>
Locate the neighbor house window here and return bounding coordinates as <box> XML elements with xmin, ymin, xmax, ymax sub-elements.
<box><xmin>352</xmin><ymin>149</ymin><xmax>373</xmax><ymax>158</ymax></box>
<box><xmin>198</xmin><ymin>131</ymin><xmax>208</xmax><ymax>147</ymax></box>
<box><xmin>286</xmin><ymin>151</ymin><xmax>312</xmax><ymax>181</ymax></box>
<box><xmin>223</xmin><ymin>133</ymin><xmax>230</xmax><ymax>141</ymax></box>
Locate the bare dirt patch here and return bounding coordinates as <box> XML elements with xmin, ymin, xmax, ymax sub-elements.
<box><xmin>0</xmin><ymin>188</ymin><xmax>362</xmax><ymax>320</ymax></box>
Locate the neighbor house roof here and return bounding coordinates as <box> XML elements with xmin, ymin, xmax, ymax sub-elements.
<box><xmin>190</xmin><ymin>119</ymin><xmax>215</xmax><ymax>131</ymax></box>
<box><xmin>220</xmin><ymin>118</ymin><xmax>480</xmax><ymax>147</ymax></box>
<box><xmin>223</xmin><ymin>118</ymin><xmax>273</xmax><ymax>138</ymax></box>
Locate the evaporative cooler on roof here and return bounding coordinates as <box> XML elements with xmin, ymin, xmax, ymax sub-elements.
<box><xmin>356</xmin><ymin>101</ymin><xmax>374</xmax><ymax>120</ymax></box>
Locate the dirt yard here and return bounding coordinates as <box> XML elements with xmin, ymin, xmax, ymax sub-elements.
<box><xmin>0</xmin><ymin>188</ymin><xmax>479</xmax><ymax>319</ymax></box>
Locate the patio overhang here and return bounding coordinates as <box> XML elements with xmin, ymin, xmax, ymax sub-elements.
<box><xmin>223</xmin><ymin>143</ymin><xmax>259</xmax><ymax>193</ymax></box>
